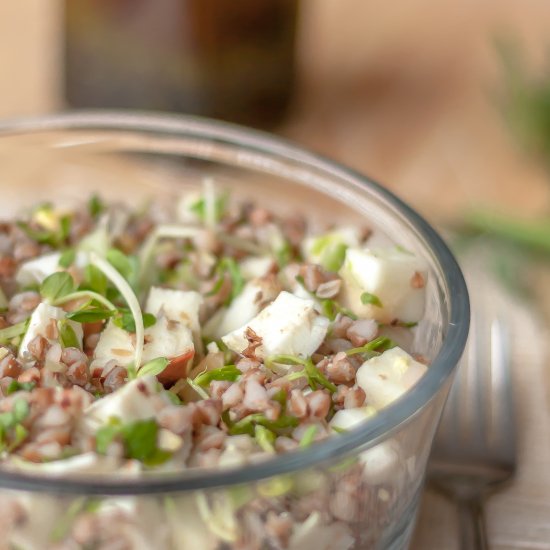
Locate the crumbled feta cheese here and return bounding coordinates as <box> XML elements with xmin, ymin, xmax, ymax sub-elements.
<box><xmin>222</xmin><ymin>291</ymin><xmax>329</xmax><ymax>360</ymax></box>
<box><xmin>329</xmin><ymin>406</ymin><xmax>377</xmax><ymax>432</ymax></box>
<box><xmin>145</xmin><ymin>287</ymin><xmax>202</xmax><ymax>335</ymax></box>
<box><xmin>359</xmin><ymin>440</ymin><xmax>402</xmax><ymax>484</ymax></box>
<box><xmin>16</xmin><ymin>251</ymin><xmax>88</xmax><ymax>287</ymax></box>
<box><xmin>18</xmin><ymin>303</ymin><xmax>83</xmax><ymax>361</ymax></box>
<box><xmin>16</xmin><ymin>252</ymin><xmax>63</xmax><ymax>287</ymax></box>
<box><xmin>141</xmin><ymin>314</ymin><xmax>194</xmax><ymax>364</ymax></box>
<box><xmin>92</xmin><ymin>320</ymin><xmax>135</xmax><ymax>368</ymax></box>
<box><xmin>239</xmin><ymin>256</ymin><xmax>274</xmax><ymax>280</ymax></box>
<box><xmin>83</xmin><ymin>375</ymin><xmax>159</xmax><ymax>427</ymax></box>
<box><xmin>356</xmin><ymin>347</ymin><xmax>428</xmax><ymax>410</ymax></box>
<box><xmin>209</xmin><ymin>278</ymin><xmax>279</xmax><ymax>339</ymax></box>
<box><xmin>339</xmin><ymin>247</ymin><xmax>427</xmax><ymax>323</ymax></box>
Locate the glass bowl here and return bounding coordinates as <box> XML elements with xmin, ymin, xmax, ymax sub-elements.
<box><xmin>0</xmin><ymin>112</ymin><xmax>469</xmax><ymax>550</ymax></box>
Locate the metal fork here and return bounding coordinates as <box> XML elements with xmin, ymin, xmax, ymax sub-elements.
<box><xmin>428</xmin><ymin>312</ymin><xmax>516</xmax><ymax>549</ymax></box>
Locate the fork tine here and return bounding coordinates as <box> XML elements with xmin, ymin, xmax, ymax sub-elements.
<box><xmin>487</xmin><ymin>318</ymin><xmax>516</xmax><ymax>461</ymax></box>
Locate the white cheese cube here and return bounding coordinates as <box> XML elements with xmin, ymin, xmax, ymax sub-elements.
<box><xmin>329</xmin><ymin>406</ymin><xmax>377</xmax><ymax>432</ymax></box>
<box><xmin>356</xmin><ymin>347</ymin><xmax>428</xmax><ymax>410</ymax></box>
<box><xmin>239</xmin><ymin>256</ymin><xmax>274</xmax><ymax>280</ymax></box>
<box><xmin>222</xmin><ymin>291</ymin><xmax>329</xmax><ymax>360</ymax></box>
<box><xmin>93</xmin><ymin>315</ymin><xmax>194</xmax><ymax>371</ymax></box>
<box><xmin>359</xmin><ymin>440</ymin><xmax>402</xmax><ymax>484</ymax></box>
<box><xmin>145</xmin><ymin>287</ymin><xmax>202</xmax><ymax>335</ymax></box>
<box><xmin>16</xmin><ymin>253</ymin><xmax>63</xmax><ymax>288</ymax></box>
<box><xmin>141</xmin><ymin>315</ymin><xmax>194</xmax><ymax>364</ymax></box>
<box><xmin>83</xmin><ymin>375</ymin><xmax>159</xmax><ymax>427</ymax></box>
<box><xmin>92</xmin><ymin>320</ymin><xmax>135</xmax><ymax>368</ymax></box>
<box><xmin>16</xmin><ymin>251</ymin><xmax>89</xmax><ymax>287</ymax></box>
<box><xmin>209</xmin><ymin>278</ymin><xmax>280</xmax><ymax>339</ymax></box>
<box><xmin>338</xmin><ymin>247</ymin><xmax>427</xmax><ymax>323</ymax></box>
<box><xmin>18</xmin><ymin>303</ymin><xmax>83</xmax><ymax>361</ymax></box>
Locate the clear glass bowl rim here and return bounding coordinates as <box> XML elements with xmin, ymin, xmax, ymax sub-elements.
<box><xmin>0</xmin><ymin>111</ymin><xmax>470</xmax><ymax>495</ymax></box>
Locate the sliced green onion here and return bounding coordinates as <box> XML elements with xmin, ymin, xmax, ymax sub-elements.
<box><xmin>193</xmin><ymin>365</ymin><xmax>241</xmax><ymax>387</ymax></box>
<box><xmin>90</xmin><ymin>252</ymin><xmax>145</xmax><ymax>369</ymax></box>
<box><xmin>345</xmin><ymin>336</ymin><xmax>396</xmax><ymax>356</ymax></box>
<box><xmin>54</xmin><ymin>290</ymin><xmax>117</xmax><ymax>312</ymax></box>
<box><xmin>254</xmin><ymin>425</ymin><xmax>276</xmax><ymax>453</ymax></box>
<box><xmin>299</xmin><ymin>425</ymin><xmax>318</xmax><ymax>448</ymax></box>
<box><xmin>137</xmin><ymin>357</ymin><xmax>169</xmax><ymax>378</ymax></box>
<box><xmin>186</xmin><ymin>377</ymin><xmax>210</xmax><ymax>399</ymax></box>
<box><xmin>57</xmin><ymin>320</ymin><xmax>80</xmax><ymax>349</ymax></box>
<box><xmin>0</xmin><ymin>320</ymin><xmax>29</xmax><ymax>344</ymax></box>
<box><xmin>360</xmin><ymin>292</ymin><xmax>383</xmax><ymax>308</ymax></box>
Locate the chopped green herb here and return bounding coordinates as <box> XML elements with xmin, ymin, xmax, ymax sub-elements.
<box><xmin>113</xmin><ymin>309</ymin><xmax>156</xmax><ymax>333</ymax></box>
<box><xmin>0</xmin><ymin>398</ymin><xmax>30</xmax><ymax>432</ymax></box>
<box><xmin>303</xmin><ymin>357</ymin><xmax>337</xmax><ymax>393</ymax></box>
<box><xmin>274</xmin><ymin>239</ymin><xmax>292</xmax><ymax>268</ymax></box>
<box><xmin>165</xmin><ymin>390</ymin><xmax>182</xmax><ymax>406</ymax></box>
<box><xmin>193</xmin><ymin>365</ymin><xmax>241</xmax><ymax>387</ymax></box>
<box><xmin>299</xmin><ymin>425</ymin><xmax>318</xmax><ymax>448</ymax></box>
<box><xmin>17</xmin><ymin>213</ymin><xmax>71</xmax><ymax>249</ymax></box>
<box><xmin>189</xmin><ymin>193</ymin><xmax>228</xmax><ymax>224</ymax></box>
<box><xmin>106</xmin><ymin>248</ymin><xmax>139</xmax><ymax>289</ymax></box>
<box><xmin>186</xmin><ymin>377</ymin><xmax>210</xmax><ymax>399</ymax></box>
<box><xmin>121</xmin><ymin>419</ymin><xmax>160</xmax><ymax>462</ymax></box>
<box><xmin>126</xmin><ymin>363</ymin><xmax>137</xmax><ymax>381</ymax></box>
<box><xmin>254</xmin><ymin>425</ymin><xmax>276</xmax><ymax>453</ymax></box>
<box><xmin>331</xmin><ymin>426</ymin><xmax>348</xmax><ymax>434</ymax></box>
<box><xmin>207</xmin><ymin>258</ymin><xmax>245</xmax><ymax>304</ymax></box>
<box><xmin>6</xmin><ymin>380</ymin><xmax>35</xmax><ymax>395</ymax></box>
<box><xmin>57</xmin><ymin>320</ymin><xmax>80</xmax><ymax>349</ymax></box>
<box><xmin>82</xmin><ymin>264</ymin><xmax>108</xmax><ymax>296</ymax></box>
<box><xmin>95</xmin><ymin>418</ymin><xmax>123</xmax><ymax>454</ymax></box>
<box><xmin>8</xmin><ymin>423</ymin><xmax>28</xmax><ymax>452</ymax></box>
<box><xmin>360</xmin><ymin>292</ymin><xmax>383</xmax><ymax>308</ymax></box>
<box><xmin>229</xmin><ymin>412</ymin><xmax>299</xmax><ymax>436</ymax></box>
<box><xmin>271</xmin><ymin>389</ymin><xmax>287</xmax><ymax>409</ymax></box>
<box><xmin>327</xmin><ymin>456</ymin><xmax>358</xmax><ymax>473</ymax></box>
<box><xmin>345</xmin><ymin>336</ymin><xmax>397</xmax><ymax>356</ymax></box>
<box><xmin>257</xmin><ymin>475</ymin><xmax>294</xmax><ymax>497</ymax></box>
<box><xmin>50</xmin><ymin>497</ymin><xmax>87</xmax><ymax>543</ymax></box>
<box><xmin>0</xmin><ymin>320</ymin><xmax>29</xmax><ymax>345</ymax></box>
<box><xmin>266</xmin><ymin>355</ymin><xmax>337</xmax><ymax>393</ymax></box>
<box><xmin>320</xmin><ymin>299</ymin><xmax>357</xmax><ymax>322</ymax></box>
<box><xmin>58</xmin><ymin>249</ymin><xmax>76</xmax><ymax>268</ymax></box>
<box><xmin>322</xmin><ymin>242</ymin><xmax>348</xmax><ymax>272</ymax></box>
<box><xmin>138</xmin><ymin>357</ymin><xmax>169</xmax><ymax>378</ymax></box>
<box><xmin>66</xmin><ymin>307</ymin><xmax>114</xmax><ymax>324</ymax></box>
<box><xmin>88</xmin><ymin>195</ymin><xmax>105</xmax><ymax>218</ymax></box>
<box><xmin>0</xmin><ymin>287</ymin><xmax>7</xmax><ymax>311</ymax></box>
<box><xmin>40</xmin><ymin>272</ymin><xmax>76</xmax><ymax>303</ymax></box>
<box><xmin>96</xmin><ymin>417</ymin><xmax>171</xmax><ymax>465</ymax></box>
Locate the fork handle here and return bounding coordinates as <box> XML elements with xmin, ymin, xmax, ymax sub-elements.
<box><xmin>457</xmin><ymin>497</ymin><xmax>489</xmax><ymax>550</ymax></box>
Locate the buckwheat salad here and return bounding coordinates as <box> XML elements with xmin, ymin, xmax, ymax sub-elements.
<box><xmin>0</xmin><ymin>182</ymin><xmax>429</xmax><ymax>549</ymax></box>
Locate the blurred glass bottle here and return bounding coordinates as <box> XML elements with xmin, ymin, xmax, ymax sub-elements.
<box><xmin>64</xmin><ymin>0</ymin><xmax>298</xmax><ymax>128</ymax></box>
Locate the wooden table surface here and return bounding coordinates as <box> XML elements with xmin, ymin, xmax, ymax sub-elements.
<box><xmin>1</xmin><ymin>2</ymin><xmax>549</xmax><ymax>548</ymax></box>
